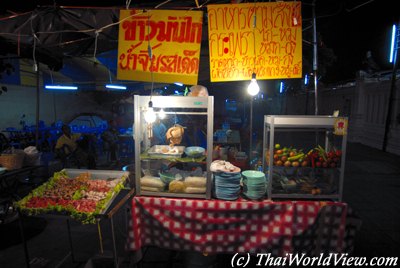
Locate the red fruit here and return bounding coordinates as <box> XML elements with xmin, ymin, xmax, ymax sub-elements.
<box><xmin>336</xmin><ymin>150</ymin><xmax>342</xmax><ymax>157</ymax></box>
<box><xmin>333</xmin><ymin>157</ymin><xmax>339</xmax><ymax>163</ymax></box>
<box><xmin>315</xmin><ymin>162</ymin><xmax>322</xmax><ymax>168</ymax></box>
<box><xmin>322</xmin><ymin>162</ymin><xmax>328</xmax><ymax>168</ymax></box>
<box><xmin>327</xmin><ymin>152</ymin><xmax>335</xmax><ymax>158</ymax></box>
<box><xmin>329</xmin><ymin>162</ymin><xmax>336</xmax><ymax>168</ymax></box>
<box><xmin>319</xmin><ymin>157</ymin><xmax>324</xmax><ymax>162</ymax></box>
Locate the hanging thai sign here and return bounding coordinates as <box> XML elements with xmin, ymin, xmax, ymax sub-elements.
<box><xmin>207</xmin><ymin>2</ymin><xmax>302</xmax><ymax>82</ymax></box>
<box><xmin>117</xmin><ymin>10</ymin><xmax>203</xmax><ymax>85</ymax></box>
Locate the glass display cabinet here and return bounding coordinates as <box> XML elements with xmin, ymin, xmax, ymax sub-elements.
<box><xmin>263</xmin><ymin>115</ymin><xmax>348</xmax><ymax>201</ymax></box>
<box><xmin>134</xmin><ymin>95</ymin><xmax>214</xmax><ymax>199</ymax></box>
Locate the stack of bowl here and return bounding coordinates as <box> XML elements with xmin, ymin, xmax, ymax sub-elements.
<box><xmin>241</xmin><ymin>170</ymin><xmax>266</xmax><ymax>200</ymax></box>
<box><xmin>212</xmin><ymin>171</ymin><xmax>241</xmax><ymax>200</ymax></box>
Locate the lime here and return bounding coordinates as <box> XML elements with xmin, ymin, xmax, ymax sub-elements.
<box><xmin>275</xmin><ymin>144</ymin><xmax>281</xmax><ymax>149</ymax></box>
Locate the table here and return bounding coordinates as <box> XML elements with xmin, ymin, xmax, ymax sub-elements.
<box><xmin>18</xmin><ymin>188</ymin><xmax>136</xmax><ymax>268</ymax></box>
<box><xmin>128</xmin><ymin>196</ymin><xmax>360</xmax><ymax>256</ymax></box>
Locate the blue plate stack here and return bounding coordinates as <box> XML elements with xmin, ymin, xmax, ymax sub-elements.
<box><xmin>213</xmin><ymin>172</ymin><xmax>241</xmax><ymax>200</ymax></box>
<box><xmin>242</xmin><ymin>170</ymin><xmax>266</xmax><ymax>200</ymax></box>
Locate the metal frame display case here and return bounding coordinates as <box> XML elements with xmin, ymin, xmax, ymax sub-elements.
<box><xmin>134</xmin><ymin>95</ymin><xmax>214</xmax><ymax>199</ymax></box>
<box><xmin>263</xmin><ymin>115</ymin><xmax>348</xmax><ymax>201</ymax></box>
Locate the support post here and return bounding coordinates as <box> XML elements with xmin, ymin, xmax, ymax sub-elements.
<box><xmin>382</xmin><ymin>34</ymin><xmax>398</xmax><ymax>152</ymax></box>
<box><xmin>312</xmin><ymin>0</ymin><xmax>318</xmax><ymax>115</ymax></box>
<box><xmin>35</xmin><ymin>63</ymin><xmax>40</xmax><ymax>148</ymax></box>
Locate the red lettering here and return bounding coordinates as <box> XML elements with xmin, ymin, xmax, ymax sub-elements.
<box><xmin>122</xmin><ymin>15</ymin><xmax>202</xmax><ymax>43</ymax></box>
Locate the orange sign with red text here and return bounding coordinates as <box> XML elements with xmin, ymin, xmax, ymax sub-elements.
<box><xmin>117</xmin><ymin>10</ymin><xmax>203</xmax><ymax>85</ymax></box>
<box><xmin>207</xmin><ymin>2</ymin><xmax>302</xmax><ymax>82</ymax></box>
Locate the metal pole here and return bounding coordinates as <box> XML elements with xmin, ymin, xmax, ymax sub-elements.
<box><xmin>18</xmin><ymin>212</ymin><xmax>31</xmax><ymax>268</ymax></box>
<box><xmin>312</xmin><ymin>0</ymin><xmax>318</xmax><ymax>115</ymax></box>
<box><xmin>305</xmin><ymin>89</ymin><xmax>309</xmax><ymax>114</ymax></box>
<box><xmin>35</xmin><ymin>63</ymin><xmax>40</xmax><ymax>147</ymax></box>
<box><xmin>382</xmin><ymin>26</ymin><xmax>399</xmax><ymax>152</ymax></box>
<box><xmin>66</xmin><ymin>219</ymin><xmax>76</xmax><ymax>262</ymax></box>
<box><xmin>110</xmin><ymin>216</ymin><xmax>119</xmax><ymax>268</ymax></box>
<box><xmin>249</xmin><ymin>97</ymin><xmax>253</xmax><ymax>164</ymax></box>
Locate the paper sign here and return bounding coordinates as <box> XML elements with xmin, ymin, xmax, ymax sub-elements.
<box><xmin>334</xmin><ymin>118</ymin><xmax>348</xmax><ymax>136</ymax></box>
<box><xmin>117</xmin><ymin>10</ymin><xmax>203</xmax><ymax>85</ymax></box>
<box><xmin>207</xmin><ymin>2</ymin><xmax>302</xmax><ymax>82</ymax></box>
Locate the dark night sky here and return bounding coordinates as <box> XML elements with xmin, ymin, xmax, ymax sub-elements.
<box><xmin>308</xmin><ymin>0</ymin><xmax>398</xmax><ymax>82</ymax></box>
<box><xmin>1</xmin><ymin>0</ymin><xmax>398</xmax><ymax>83</ymax></box>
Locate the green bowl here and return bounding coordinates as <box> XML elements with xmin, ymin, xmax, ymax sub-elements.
<box><xmin>184</xmin><ymin>146</ymin><xmax>205</xmax><ymax>158</ymax></box>
<box><xmin>241</xmin><ymin>170</ymin><xmax>265</xmax><ymax>180</ymax></box>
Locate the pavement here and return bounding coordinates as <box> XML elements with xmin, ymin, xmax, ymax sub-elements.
<box><xmin>0</xmin><ymin>142</ymin><xmax>399</xmax><ymax>268</ymax></box>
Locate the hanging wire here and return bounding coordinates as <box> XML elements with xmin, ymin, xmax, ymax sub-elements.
<box><xmin>126</xmin><ymin>0</ymin><xmax>132</xmax><ymax>10</ymax></box>
<box><xmin>155</xmin><ymin>0</ymin><xmax>173</xmax><ymax>9</ymax></box>
<box><xmin>93</xmin><ymin>30</ymin><xmax>100</xmax><ymax>59</ymax></box>
<box><xmin>252</xmin><ymin>3</ymin><xmax>257</xmax><ymax>74</ymax></box>
<box><xmin>108</xmin><ymin>68</ymin><xmax>113</xmax><ymax>83</ymax></box>
<box><xmin>24</xmin><ymin>11</ymin><xmax>145</xmax><ymax>36</ymax></box>
<box><xmin>50</xmin><ymin>69</ymin><xmax>54</xmax><ymax>84</ymax></box>
<box><xmin>30</xmin><ymin>14</ymin><xmax>39</xmax><ymax>71</ymax></box>
<box><xmin>189</xmin><ymin>0</ymin><xmax>210</xmax><ymax>10</ymax></box>
<box><xmin>147</xmin><ymin>12</ymin><xmax>154</xmax><ymax>99</ymax></box>
<box><xmin>0</xmin><ymin>11</ymin><xmax>33</xmax><ymax>21</ymax></box>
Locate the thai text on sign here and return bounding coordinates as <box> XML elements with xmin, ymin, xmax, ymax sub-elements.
<box><xmin>117</xmin><ymin>10</ymin><xmax>203</xmax><ymax>85</ymax></box>
<box><xmin>207</xmin><ymin>2</ymin><xmax>302</xmax><ymax>82</ymax></box>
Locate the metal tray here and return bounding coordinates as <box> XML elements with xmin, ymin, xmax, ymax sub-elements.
<box><xmin>17</xmin><ymin>169</ymin><xmax>130</xmax><ymax>223</ymax></box>
<box><xmin>64</xmin><ymin>169</ymin><xmax>129</xmax><ymax>214</ymax></box>
<box><xmin>147</xmin><ymin>145</ymin><xmax>185</xmax><ymax>158</ymax></box>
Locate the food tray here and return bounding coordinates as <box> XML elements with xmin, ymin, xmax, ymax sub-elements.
<box><xmin>148</xmin><ymin>145</ymin><xmax>185</xmax><ymax>158</ymax></box>
<box><xmin>16</xmin><ymin>169</ymin><xmax>129</xmax><ymax>224</ymax></box>
<box><xmin>62</xmin><ymin>169</ymin><xmax>130</xmax><ymax>215</ymax></box>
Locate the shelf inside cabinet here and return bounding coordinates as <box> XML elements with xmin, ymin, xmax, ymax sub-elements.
<box><xmin>140</xmin><ymin>152</ymin><xmax>206</xmax><ymax>163</ymax></box>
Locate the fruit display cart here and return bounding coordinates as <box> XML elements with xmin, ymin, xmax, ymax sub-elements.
<box><xmin>263</xmin><ymin>115</ymin><xmax>348</xmax><ymax>201</ymax></box>
<box><xmin>134</xmin><ymin>95</ymin><xmax>214</xmax><ymax>199</ymax></box>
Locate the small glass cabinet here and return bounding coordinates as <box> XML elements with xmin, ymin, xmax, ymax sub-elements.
<box><xmin>263</xmin><ymin>115</ymin><xmax>348</xmax><ymax>201</ymax></box>
<box><xmin>134</xmin><ymin>95</ymin><xmax>214</xmax><ymax>199</ymax></box>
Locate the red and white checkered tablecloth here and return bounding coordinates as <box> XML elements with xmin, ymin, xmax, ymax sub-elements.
<box><xmin>128</xmin><ymin>197</ymin><xmax>351</xmax><ymax>256</ymax></box>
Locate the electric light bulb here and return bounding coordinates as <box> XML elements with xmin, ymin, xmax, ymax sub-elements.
<box><xmin>159</xmin><ymin>108</ymin><xmax>166</xmax><ymax>119</ymax></box>
<box><xmin>247</xmin><ymin>73</ymin><xmax>260</xmax><ymax>96</ymax></box>
<box><xmin>144</xmin><ymin>101</ymin><xmax>156</xmax><ymax>123</ymax></box>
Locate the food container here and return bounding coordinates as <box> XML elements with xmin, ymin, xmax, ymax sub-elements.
<box><xmin>148</xmin><ymin>145</ymin><xmax>185</xmax><ymax>158</ymax></box>
<box><xmin>184</xmin><ymin>146</ymin><xmax>205</xmax><ymax>158</ymax></box>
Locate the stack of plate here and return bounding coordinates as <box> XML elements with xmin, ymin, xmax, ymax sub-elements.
<box><xmin>213</xmin><ymin>171</ymin><xmax>241</xmax><ymax>200</ymax></box>
<box><xmin>242</xmin><ymin>170</ymin><xmax>266</xmax><ymax>200</ymax></box>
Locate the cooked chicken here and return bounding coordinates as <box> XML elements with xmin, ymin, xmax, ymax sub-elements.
<box><xmin>166</xmin><ymin>124</ymin><xmax>185</xmax><ymax>147</ymax></box>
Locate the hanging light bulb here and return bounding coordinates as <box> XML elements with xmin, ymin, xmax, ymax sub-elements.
<box><xmin>247</xmin><ymin>73</ymin><xmax>260</xmax><ymax>96</ymax></box>
<box><xmin>158</xmin><ymin>108</ymin><xmax>166</xmax><ymax>119</ymax></box>
<box><xmin>144</xmin><ymin>101</ymin><xmax>156</xmax><ymax>123</ymax></box>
